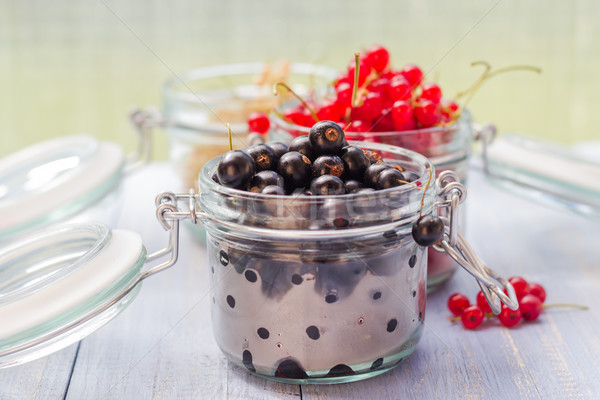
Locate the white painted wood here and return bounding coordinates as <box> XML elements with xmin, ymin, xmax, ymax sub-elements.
<box><xmin>2</xmin><ymin>164</ymin><xmax>599</xmax><ymax>399</ymax></box>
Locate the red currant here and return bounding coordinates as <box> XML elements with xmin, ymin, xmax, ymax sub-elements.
<box><xmin>367</xmin><ymin>77</ymin><xmax>391</xmax><ymax>100</ymax></box>
<box><xmin>247</xmin><ymin>112</ymin><xmax>270</xmax><ymax>134</ymax></box>
<box><xmin>389</xmin><ymin>76</ymin><xmax>412</xmax><ymax>101</ymax></box>
<box><xmin>508</xmin><ymin>276</ymin><xmax>530</xmax><ymax>300</ymax></box>
<box><xmin>498</xmin><ymin>304</ymin><xmax>521</xmax><ymax>327</ymax></box>
<box><xmin>357</xmin><ymin>92</ymin><xmax>383</xmax><ymax>120</ymax></box>
<box><xmin>400</xmin><ymin>64</ymin><xmax>423</xmax><ymax>88</ymax></box>
<box><xmin>420</xmin><ymin>83</ymin><xmax>442</xmax><ymax>104</ymax></box>
<box><xmin>447</xmin><ymin>293</ymin><xmax>470</xmax><ymax>316</ymax></box>
<box><xmin>476</xmin><ymin>290</ymin><xmax>492</xmax><ymax>314</ymax></box>
<box><xmin>461</xmin><ymin>305</ymin><xmax>484</xmax><ymax>329</ymax></box>
<box><xmin>335</xmin><ymin>82</ymin><xmax>353</xmax><ymax>108</ymax></box>
<box><xmin>348</xmin><ymin>59</ymin><xmax>370</xmax><ymax>87</ymax></box>
<box><xmin>519</xmin><ymin>294</ymin><xmax>543</xmax><ymax>321</ymax></box>
<box><xmin>345</xmin><ymin>120</ymin><xmax>370</xmax><ymax>132</ymax></box>
<box><xmin>528</xmin><ymin>283</ymin><xmax>546</xmax><ymax>303</ymax></box>
<box><xmin>391</xmin><ymin>100</ymin><xmax>413</xmax><ymax>128</ymax></box>
<box><xmin>366</xmin><ymin>45</ymin><xmax>390</xmax><ymax>72</ymax></box>
<box><xmin>316</xmin><ymin>100</ymin><xmax>343</xmax><ymax>122</ymax></box>
<box><xmin>414</xmin><ymin>99</ymin><xmax>441</xmax><ymax>127</ymax></box>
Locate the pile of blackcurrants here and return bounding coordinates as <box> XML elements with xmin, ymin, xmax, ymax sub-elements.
<box><xmin>216</xmin><ymin>120</ymin><xmax>410</xmax><ymax>196</ymax></box>
<box><xmin>215</xmin><ymin>119</ymin><xmax>445</xmax><ymax>246</ymax></box>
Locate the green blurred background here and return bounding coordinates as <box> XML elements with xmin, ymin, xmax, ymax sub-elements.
<box><xmin>1</xmin><ymin>0</ymin><xmax>599</xmax><ymax>160</ymax></box>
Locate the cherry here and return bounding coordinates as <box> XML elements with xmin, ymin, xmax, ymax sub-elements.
<box><xmin>412</xmin><ymin>214</ymin><xmax>445</xmax><ymax>247</ymax></box>
<box><xmin>476</xmin><ymin>290</ymin><xmax>493</xmax><ymax>314</ymax></box>
<box><xmin>447</xmin><ymin>293</ymin><xmax>470</xmax><ymax>316</ymax></box>
<box><xmin>247</xmin><ymin>112</ymin><xmax>270</xmax><ymax>134</ymax></box>
<box><xmin>528</xmin><ymin>283</ymin><xmax>546</xmax><ymax>303</ymax></box>
<box><xmin>309</xmin><ymin>120</ymin><xmax>346</xmax><ymax>156</ymax></box>
<box><xmin>508</xmin><ymin>276</ymin><xmax>531</xmax><ymax>300</ymax></box>
<box><xmin>217</xmin><ymin>150</ymin><xmax>256</xmax><ymax>189</ymax></box>
<box><xmin>312</xmin><ymin>155</ymin><xmax>345</xmax><ymax>178</ymax></box>
<box><xmin>498</xmin><ymin>304</ymin><xmax>522</xmax><ymax>327</ymax></box>
<box><xmin>420</xmin><ymin>83</ymin><xmax>442</xmax><ymax>104</ymax></box>
<box><xmin>461</xmin><ymin>305</ymin><xmax>484</xmax><ymax>330</ymax></box>
<box><xmin>400</xmin><ymin>64</ymin><xmax>424</xmax><ymax>88</ymax></box>
<box><xmin>366</xmin><ymin>45</ymin><xmax>390</xmax><ymax>73</ymax></box>
<box><xmin>519</xmin><ymin>294</ymin><xmax>543</xmax><ymax>321</ymax></box>
<box><xmin>309</xmin><ymin>175</ymin><xmax>345</xmax><ymax>195</ymax></box>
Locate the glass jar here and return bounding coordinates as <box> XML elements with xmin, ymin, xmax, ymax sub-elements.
<box><xmin>269</xmin><ymin>110</ymin><xmax>474</xmax><ymax>290</ymax></box>
<box><xmin>162</xmin><ymin>62</ymin><xmax>337</xmax><ymax>194</ymax></box>
<box><xmin>197</xmin><ymin>142</ymin><xmax>435</xmax><ymax>383</ymax></box>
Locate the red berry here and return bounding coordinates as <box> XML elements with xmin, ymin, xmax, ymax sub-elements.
<box><xmin>335</xmin><ymin>82</ymin><xmax>353</xmax><ymax>108</ymax></box>
<box><xmin>366</xmin><ymin>45</ymin><xmax>390</xmax><ymax>72</ymax></box>
<box><xmin>400</xmin><ymin>64</ymin><xmax>423</xmax><ymax>88</ymax></box>
<box><xmin>414</xmin><ymin>99</ymin><xmax>441</xmax><ymax>127</ymax></box>
<box><xmin>420</xmin><ymin>82</ymin><xmax>442</xmax><ymax>104</ymax></box>
<box><xmin>247</xmin><ymin>112</ymin><xmax>270</xmax><ymax>134</ymax></box>
<box><xmin>519</xmin><ymin>294</ymin><xmax>543</xmax><ymax>321</ymax></box>
<box><xmin>447</xmin><ymin>293</ymin><xmax>470</xmax><ymax>316</ymax></box>
<box><xmin>476</xmin><ymin>290</ymin><xmax>492</xmax><ymax>314</ymax></box>
<box><xmin>461</xmin><ymin>305</ymin><xmax>484</xmax><ymax>329</ymax></box>
<box><xmin>345</xmin><ymin>120</ymin><xmax>370</xmax><ymax>132</ymax></box>
<box><xmin>508</xmin><ymin>276</ymin><xmax>530</xmax><ymax>300</ymax></box>
<box><xmin>528</xmin><ymin>283</ymin><xmax>546</xmax><ymax>303</ymax></box>
<box><xmin>367</xmin><ymin>77</ymin><xmax>391</xmax><ymax>100</ymax></box>
<box><xmin>357</xmin><ymin>92</ymin><xmax>383</xmax><ymax>120</ymax></box>
<box><xmin>316</xmin><ymin>100</ymin><xmax>343</xmax><ymax>122</ymax></box>
<box><xmin>389</xmin><ymin>76</ymin><xmax>412</xmax><ymax>101</ymax></box>
<box><xmin>391</xmin><ymin>100</ymin><xmax>413</xmax><ymax>128</ymax></box>
<box><xmin>498</xmin><ymin>304</ymin><xmax>522</xmax><ymax>327</ymax></box>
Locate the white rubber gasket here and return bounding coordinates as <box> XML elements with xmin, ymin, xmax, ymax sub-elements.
<box><xmin>0</xmin><ymin>136</ymin><xmax>124</xmax><ymax>232</ymax></box>
<box><xmin>0</xmin><ymin>229</ymin><xmax>143</xmax><ymax>339</ymax></box>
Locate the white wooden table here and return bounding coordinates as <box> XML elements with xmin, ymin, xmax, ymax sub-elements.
<box><xmin>1</xmin><ymin>162</ymin><xmax>599</xmax><ymax>399</ymax></box>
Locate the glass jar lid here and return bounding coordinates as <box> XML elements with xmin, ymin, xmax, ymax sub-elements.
<box><xmin>0</xmin><ymin>222</ymin><xmax>145</xmax><ymax>368</ymax></box>
<box><xmin>0</xmin><ymin>135</ymin><xmax>125</xmax><ymax>240</ymax></box>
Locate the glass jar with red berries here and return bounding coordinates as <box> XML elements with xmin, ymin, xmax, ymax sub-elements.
<box><xmin>270</xmin><ymin>109</ymin><xmax>473</xmax><ymax>291</ymax></box>
<box><xmin>162</xmin><ymin>62</ymin><xmax>337</xmax><ymax>194</ymax></box>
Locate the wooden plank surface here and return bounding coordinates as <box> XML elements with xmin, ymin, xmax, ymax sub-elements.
<box><xmin>1</xmin><ymin>163</ymin><xmax>599</xmax><ymax>399</ymax></box>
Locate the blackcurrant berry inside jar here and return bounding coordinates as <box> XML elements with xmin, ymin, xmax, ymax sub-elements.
<box><xmin>197</xmin><ymin>142</ymin><xmax>436</xmax><ymax>384</ymax></box>
<box><xmin>270</xmin><ymin>109</ymin><xmax>473</xmax><ymax>291</ymax></box>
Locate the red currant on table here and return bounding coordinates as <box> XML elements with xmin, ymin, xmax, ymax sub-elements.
<box><xmin>247</xmin><ymin>112</ymin><xmax>270</xmax><ymax>134</ymax></box>
<box><xmin>476</xmin><ymin>290</ymin><xmax>492</xmax><ymax>314</ymax></box>
<box><xmin>508</xmin><ymin>276</ymin><xmax>531</xmax><ymax>300</ymax></box>
<box><xmin>447</xmin><ymin>293</ymin><xmax>470</xmax><ymax>316</ymax></box>
<box><xmin>498</xmin><ymin>304</ymin><xmax>522</xmax><ymax>327</ymax></box>
<box><xmin>528</xmin><ymin>282</ymin><xmax>546</xmax><ymax>303</ymax></box>
<box><xmin>461</xmin><ymin>305</ymin><xmax>484</xmax><ymax>330</ymax></box>
<box><xmin>519</xmin><ymin>294</ymin><xmax>543</xmax><ymax>321</ymax></box>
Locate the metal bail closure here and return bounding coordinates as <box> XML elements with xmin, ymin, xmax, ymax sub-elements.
<box><xmin>432</xmin><ymin>171</ymin><xmax>519</xmax><ymax>314</ymax></box>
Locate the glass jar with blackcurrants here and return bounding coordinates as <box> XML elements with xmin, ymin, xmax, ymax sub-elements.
<box><xmin>178</xmin><ymin>119</ymin><xmax>516</xmax><ymax>384</ymax></box>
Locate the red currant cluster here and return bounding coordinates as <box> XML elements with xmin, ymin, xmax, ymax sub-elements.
<box><xmin>247</xmin><ymin>45</ymin><xmax>459</xmax><ymax>138</ymax></box>
<box><xmin>447</xmin><ymin>276</ymin><xmax>547</xmax><ymax>329</ymax></box>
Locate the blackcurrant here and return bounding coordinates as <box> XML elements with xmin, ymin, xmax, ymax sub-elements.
<box><xmin>310</xmin><ymin>175</ymin><xmax>345</xmax><ymax>195</ymax></box>
<box><xmin>268</xmin><ymin>142</ymin><xmax>288</xmax><ymax>164</ymax></box>
<box><xmin>261</xmin><ymin>185</ymin><xmax>285</xmax><ymax>195</ymax></box>
<box><xmin>412</xmin><ymin>215</ymin><xmax>445</xmax><ymax>247</ymax></box>
<box><xmin>246</xmin><ymin>144</ymin><xmax>276</xmax><ymax>171</ymax></box>
<box><xmin>340</xmin><ymin>145</ymin><xmax>371</xmax><ymax>180</ymax></box>
<box><xmin>309</xmin><ymin>120</ymin><xmax>345</xmax><ymax>156</ymax></box>
<box><xmin>248</xmin><ymin>170</ymin><xmax>284</xmax><ymax>192</ymax></box>
<box><xmin>363</xmin><ymin>163</ymin><xmax>392</xmax><ymax>188</ymax></box>
<box><xmin>217</xmin><ymin>150</ymin><xmax>255</xmax><ymax>189</ymax></box>
<box><xmin>277</xmin><ymin>151</ymin><xmax>313</xmax><ymax>192</ymax></box>
<box><xmin>344</xmin><ymin>179</ymin><xmax>365</xmax><ymax>193</ymax></box>
<box><xmin>376</xmin><ymin>168</ymin><xmax>405</xmax><ymax>189</ymax></box>
<box><xmin>312</xmin><ymin>155</ymin><xmax>344</xmax><ymax>178</ymax></box>
<box><xmin>289</xmin><ymin>136</ymin><xmax>316</xmax><ymax>161</ymax></box>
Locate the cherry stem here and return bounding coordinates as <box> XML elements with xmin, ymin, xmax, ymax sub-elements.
<box><xmin>351</xmin><ymin>52</ymin><xmax>360</xmax><ymax>108</ymax></box>
<box><xmin>273</xmin><ymin>82</ymin><xmax>319</xmax><ymax>123</ymax></box>
<box><xmin>226</xmin><ymin>123</ymin><xmax>232</xmax><ymax>151</ymax></box>
<box><xmin>419</xmin><ymin>168</ymin><xmax>433</xmax><ymax>217</ymax></box>
<box><xmin>455</xmin><ymin>62</ymin><xmax>542</xmax><ymax>115</ymax></box>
